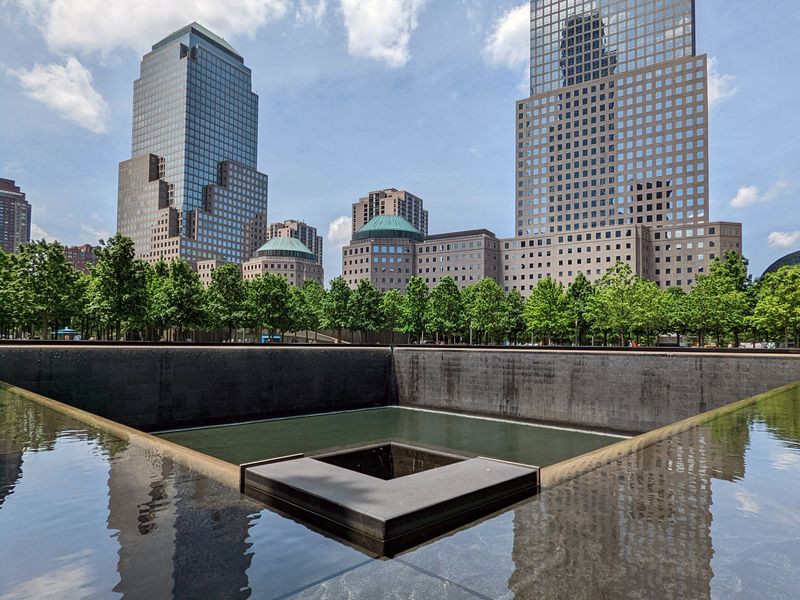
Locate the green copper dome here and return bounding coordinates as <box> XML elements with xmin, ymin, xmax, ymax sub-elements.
<box><xmin>254</xmin><ymin>236</ymin><xmax>315</xmax><ymax>259</ymax></box>
<box><xmin>354</xmin><ymin>215</ymin><xmax>423</xmax><ymax>241</ymax></box>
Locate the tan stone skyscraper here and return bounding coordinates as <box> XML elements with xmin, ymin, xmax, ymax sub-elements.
<box><xmin>268</xmin><ymin>219</ymin><xmax>323</xmax><ymax>266</ymax></box>
<box><xmin>117</xmin><ymin>23</ymin><xmax>268</xmax><ymax>265</ymax></box>
<box><xmin>505</xmin><ymin>0</ymin><xmax>742</xmax><ymax>294</ymax></box>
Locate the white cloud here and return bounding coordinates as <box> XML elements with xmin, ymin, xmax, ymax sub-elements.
<box><xmin>338</xmin><ymin>0</ymin><xmax>430</xmax><ymax>67</ymax></box>
<box><xmin>772</xmin><ymin>449</ymin><xmax>800</xmax><ymax>471</ymax></box>
<box><xmin>327</xmin><ymin>215</ymin><xmax>351</xmax><ymax>247</ymax></box>
<box><xmin>735</xmin><ymin>490</ymin><xmax>761</xmax><ymax>514</ymax></box>
<box><xmin>30</xmin><ymin>223</ymin><xmax>55</xmax><ymax>241</ymax></box>
<box><xmin>296</xmin><ymin>0</ymin><xmax>327</xmax><ymax>26</ymax></box>
<box><xmin>324</xmin><ymin>215</ymin><xmax>350</xmax><ymax>283</ymax></box>
<box><xmin>767</xmin><ymin>231</ymin><xmax>800</xmax><ymax>250</ymax></box>
<box><xmin>729</xmin><ymin>180</ymin><xmax>791</xmax><ymax>208</ymax></box>
<box><xmin>17</xmin><ymin>0</ymin><xmax>290</xmax><ymax>55</ymax></box>
<box><xmin>708</xmin><ymin>56</ymin><xmax>737</xmax><ymax>110</ymax></box>
<box><xmin>8</xmin><ymin>56</ymin><xmax>110</xmax><ymax>133</ymax></box>
<box><xmin>482</xmin><ymin>4</ymin><xmax>528</xmax><ymax>70</ymax></box>
<box><xmin>80</xmin><ymin>223</ymin><xmax>112</xmax><ymax>243</ymax></box>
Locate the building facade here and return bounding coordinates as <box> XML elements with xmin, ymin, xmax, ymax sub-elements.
<box><xmin>0</xmin><ymin>178</ymin><xmax>31</xmax><ymax>254</ymax></box>
<box><xmin>64</xmin><ymin>244</ymin><xmax>99</xmax><ymax>273</ymax></box>
<box><xmin>342</xmin><ymin>216</ymin><xmax>501</xmax><ymax>293</ymax></box>
<box><xmin>416</xmin><ymin>230</ymin><xmax>501</xmax><ymax>289</ymax></box>
<box><xmin>268</xmin><ymin>219</ymin><xmax>323</xmax><ymax>266</ymax></box>
<box><xmin>351</xmin><ymin>189</ymin><xmax>429</xmax><ymax>236</ymax></box>
<box><xmin>117</xmin><ymin>22</ymin><xmax>269</xmax><ymax>266</ymax></box>
<box><xmin>507</xmin><ymin>0</ymin><xmax>742</xmax><ymax>293</ymax></box>
<box><xmin>242</xmin><ymin>237</ymin><xmax>323</xmax><ymax>286</ymax></box>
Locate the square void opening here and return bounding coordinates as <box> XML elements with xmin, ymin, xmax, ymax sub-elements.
<box><xmin>312</xmin><ymin>442</ymin><xmax>465</xmax><ymax>480</ymax></box>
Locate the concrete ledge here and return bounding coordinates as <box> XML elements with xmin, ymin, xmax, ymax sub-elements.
<box><xmin>243</xmin><ymin>449</ymin><xmax>539</xmax><ymax>556</ymax></box>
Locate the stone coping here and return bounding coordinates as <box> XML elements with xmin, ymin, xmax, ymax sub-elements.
<box><xmin>243</xmin><ymin>448</ymin><xmax>539</xmax><ymax>556</ymax></box>
<box><xmin>540</xmin><ymin>380</ymin><xmax>800</xmax><ymax>488</ymax></box>
<box><xmin>0</xmin><ymin>381</ymin><xmax>240</xmax><ymax>489</ymax></box>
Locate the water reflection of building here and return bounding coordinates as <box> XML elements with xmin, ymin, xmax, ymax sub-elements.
<box><xmin>508</xmin><ymin>422</ymin><xmax>751</xmax><ymax>598</ymax></box>
<box><xmin>106</xmin><ymin>444</ymin><xmax>256</xmax><ymax>598</ymax></box>
<box><xmin>0</xmin><ymin>443</ymin><xmax>23</xmax><ymax>508</ymax></box>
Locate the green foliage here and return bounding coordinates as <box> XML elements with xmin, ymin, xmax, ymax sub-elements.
<box><xmin>586</xmin><ymin>262</ymin><xmax>640</xmax><ymax>344</ymax></box>
<box><xmin>690</xmin><ymin>251</ymin><xmax>753</xmax><ymax>345</ymax></box>
<box><xmin>523</xmin><ymin>277</ymin><xmax>571</xmax><ymax>344</ymax></box>
<box><xmin>567</xmin><ymin>273</ymin><xmax>593</xmax><ymax>345</ymax></box>
<box><xmin>402</xmin><ymin>276</ymin><xmax>429</xmax><ymax>341</ymax></box>
<box><xmin>322</xmin><ymin>277</ymin><xmax>352</xmax><ymax>341</ymax></box>
<box><xmin>149</xmin><ymin>260</ymin><xmax>206</xmax><ymax>338</ymax></box>
<box><xmin>88</xmin><ymin>234</ymin><xmax>148</xmax><ymax>339</ymax></box>
<box><xmin>299</xmin><ymin>279</ymin><xmax>326</xmax><ymax>332</ymax></box>
<box><xmin>500</xmin><ymin>288</ymin><xmax>526</xmax><ymax>343</ymax></box>
<box><xmin>348</xmin><ymin>279</ymin><xmax>384</xmax><ymax>339</ymax></box>
<box><xmin>424</xmin><ymin>276</ymin><xmax>463</xmax><ymax>341</ymax></box>
<box><xmin>206</xmin><ymin>263</ymin><xmax>246</xmax><ymax>336</ymax></box>
<box><xmin>466</xmin><ymin>277</ymin><xmax>505</xmax><ymax>344</ymax></box>
<box><xmin>380</xmin><ymin>290</ymin><xmax>404</xmax><ymax>343</ymax></box>
<box><xmin>752</xmin><ymin>266</ymin><xmax>800</xmax><ymax>345</ymax></box>
<box><xmin>247</xmin><ymin>273</ymin><xmax>292</xmax><ymax>334</ymax></box>
<box><xmin>15</xmin><ymin>240</ymin><xmax>80</xmax><ymax>338</ymax></box>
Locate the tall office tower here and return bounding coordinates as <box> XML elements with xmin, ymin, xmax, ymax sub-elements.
<box><xmin>0</xmin><ymin>178</ymin><xmax>31</xmax><ymax>254</ymax></box>
<box><xmin>117</xmin><ymin>23</ymin><xmax>268</xmax><ymax>265</ymax></box>
<box><xmin>506</xmin><ymin>0</ymin><xmax>742</xmax><ymax>294</ymax></box>
<box><xmin>351</xmin><ymin>188</ymin><xmax>429</xmax><ymax>236</ymax></box>
<box><xmin>268</xmin><ymin>219</ymin><xmax>323</xmax><ymax>265</ymax></box>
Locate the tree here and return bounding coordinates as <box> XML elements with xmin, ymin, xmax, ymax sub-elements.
<box><xmin>88</xmin><ymin>234</ymin><xmax>148</xmax><ymax>340</ymax></box>
<box><xmin>246</xmin><ymin>274</ymin><xmax>291</xmax><ymax>340</ymax></box>
<box><xmin>402</xmin><ymin>276</ymin><xmax>429</xmax><ymax>343</ymax></box>
<box><xmin>300</xmin><ymin>280</ymin><xmax>326</xmax><ymax>342</ymax></box>
<box><xmin>500</xmin><ymin>288</ymin><xmax>526</xmax><ymax>344</ymax></box>
<box><xmin>380</xmin><ymin>290</ymin><xmax>404</xmax><ymax>345</ymax></box>
<box><xmin>523</xmin><ymin>277</ymin><xmax>570</xmax><ymax>345</ymax></box>
<box><xmin>466</xmin><ymin>277</ymin><xmax>504</xmax><ymax>344</ymax></box>
<box><xmin>586</xmin><ymin>262</ymin><xmax>640</xmax><ymax>345</ymax></box>
<box><xmin>322</xmin><ymin>277</ymin><xmax>351</xmax><ymax>343</ymax></box>
<box><xmin>151</xmin><ymin>260</ymin><xmax>206</xmax><ymax>340</ymax></box>
<box><xmin>206</xmin><ymin>263</ymin><xmax>246</xmax><ymax>340</ymax></box>
<box><xmin>348</xmin><ymin>279</ymin><xmax>383</xmax><ymax>343</ymax></box>
<box><xmin>751</xmin><ymin>266</ymin><xmax>800</xmax><ymax>347</ymax></box>
<box><xmin>567</xmin><ymin>273</ymin><xmax>593</xmax><ymax>345</ymax></box>
<box><xmin>424</xmin><ymin>276</ymin><xmax>463</xmax><ymax>343</ymax></box>
<box><xmin>663</xmin><ymin>287</ymin><xmax>692</xmax><ymax>346</ymax></box>
<box><xmin>15</xmin><ymin>240</ymin><xmax>79</xmax><ymax>339</ymax></box>
<box><xmin>0</xmin><ymin>251</ymin><xmax>18</xmax><ymax>336</ymax></box>
<box><xmin>690</xmin><ymin>252</ymin><xmax>753</xmax><ymax>347</ymax></box>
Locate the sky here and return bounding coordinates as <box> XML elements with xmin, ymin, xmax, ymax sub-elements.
<box><xmin>1</xmin><ymin>0</ymin><xmax>798</xmax><ymax>280</ymax></box>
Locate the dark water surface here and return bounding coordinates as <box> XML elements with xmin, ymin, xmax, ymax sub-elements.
<box><xmin>156</xmin><ymin>407</ymin><xmax>621</xmax><ymax>467</ymax></box>
<box><xmin>1</xmin><ymin>387</ymin><xmax>800</xmax><ymax>599</ymax></box>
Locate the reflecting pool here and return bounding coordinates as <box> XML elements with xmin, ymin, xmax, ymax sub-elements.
<box><xmin>1</xmin><ymin>386</ymin><xmax>799</xmax><ymax>599</ymax></box>
<box><xmin>156</xmin><ymin>407</ymin><xmax>622</xmax><ymax>467</ymax></box>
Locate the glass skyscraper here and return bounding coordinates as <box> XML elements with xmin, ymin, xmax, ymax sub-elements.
<box><xmin>118</xmin><ymin>22</ymin><xmax>268</xmax><ymax>264</ymax></box>
<box><xmin>505</xmin><ymin>0</ymin><xmax>743</xmax><ymax>293</ymax></box>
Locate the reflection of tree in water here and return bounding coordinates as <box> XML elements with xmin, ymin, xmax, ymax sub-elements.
<box><xmin>0</xmin><ymin>390</ymin><xmax>129</xmax><ymax>508</ymax></box>
<box><xmin>755</xmin><ymin>389</ymin><xmax>800</xmax><ymax>449</ymax></box>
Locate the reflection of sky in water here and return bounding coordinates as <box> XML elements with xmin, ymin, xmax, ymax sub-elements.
<box><xmin>1</xmin><ymin>389</ymin><xmax>799</xmax><ymax>599</ymax></box>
